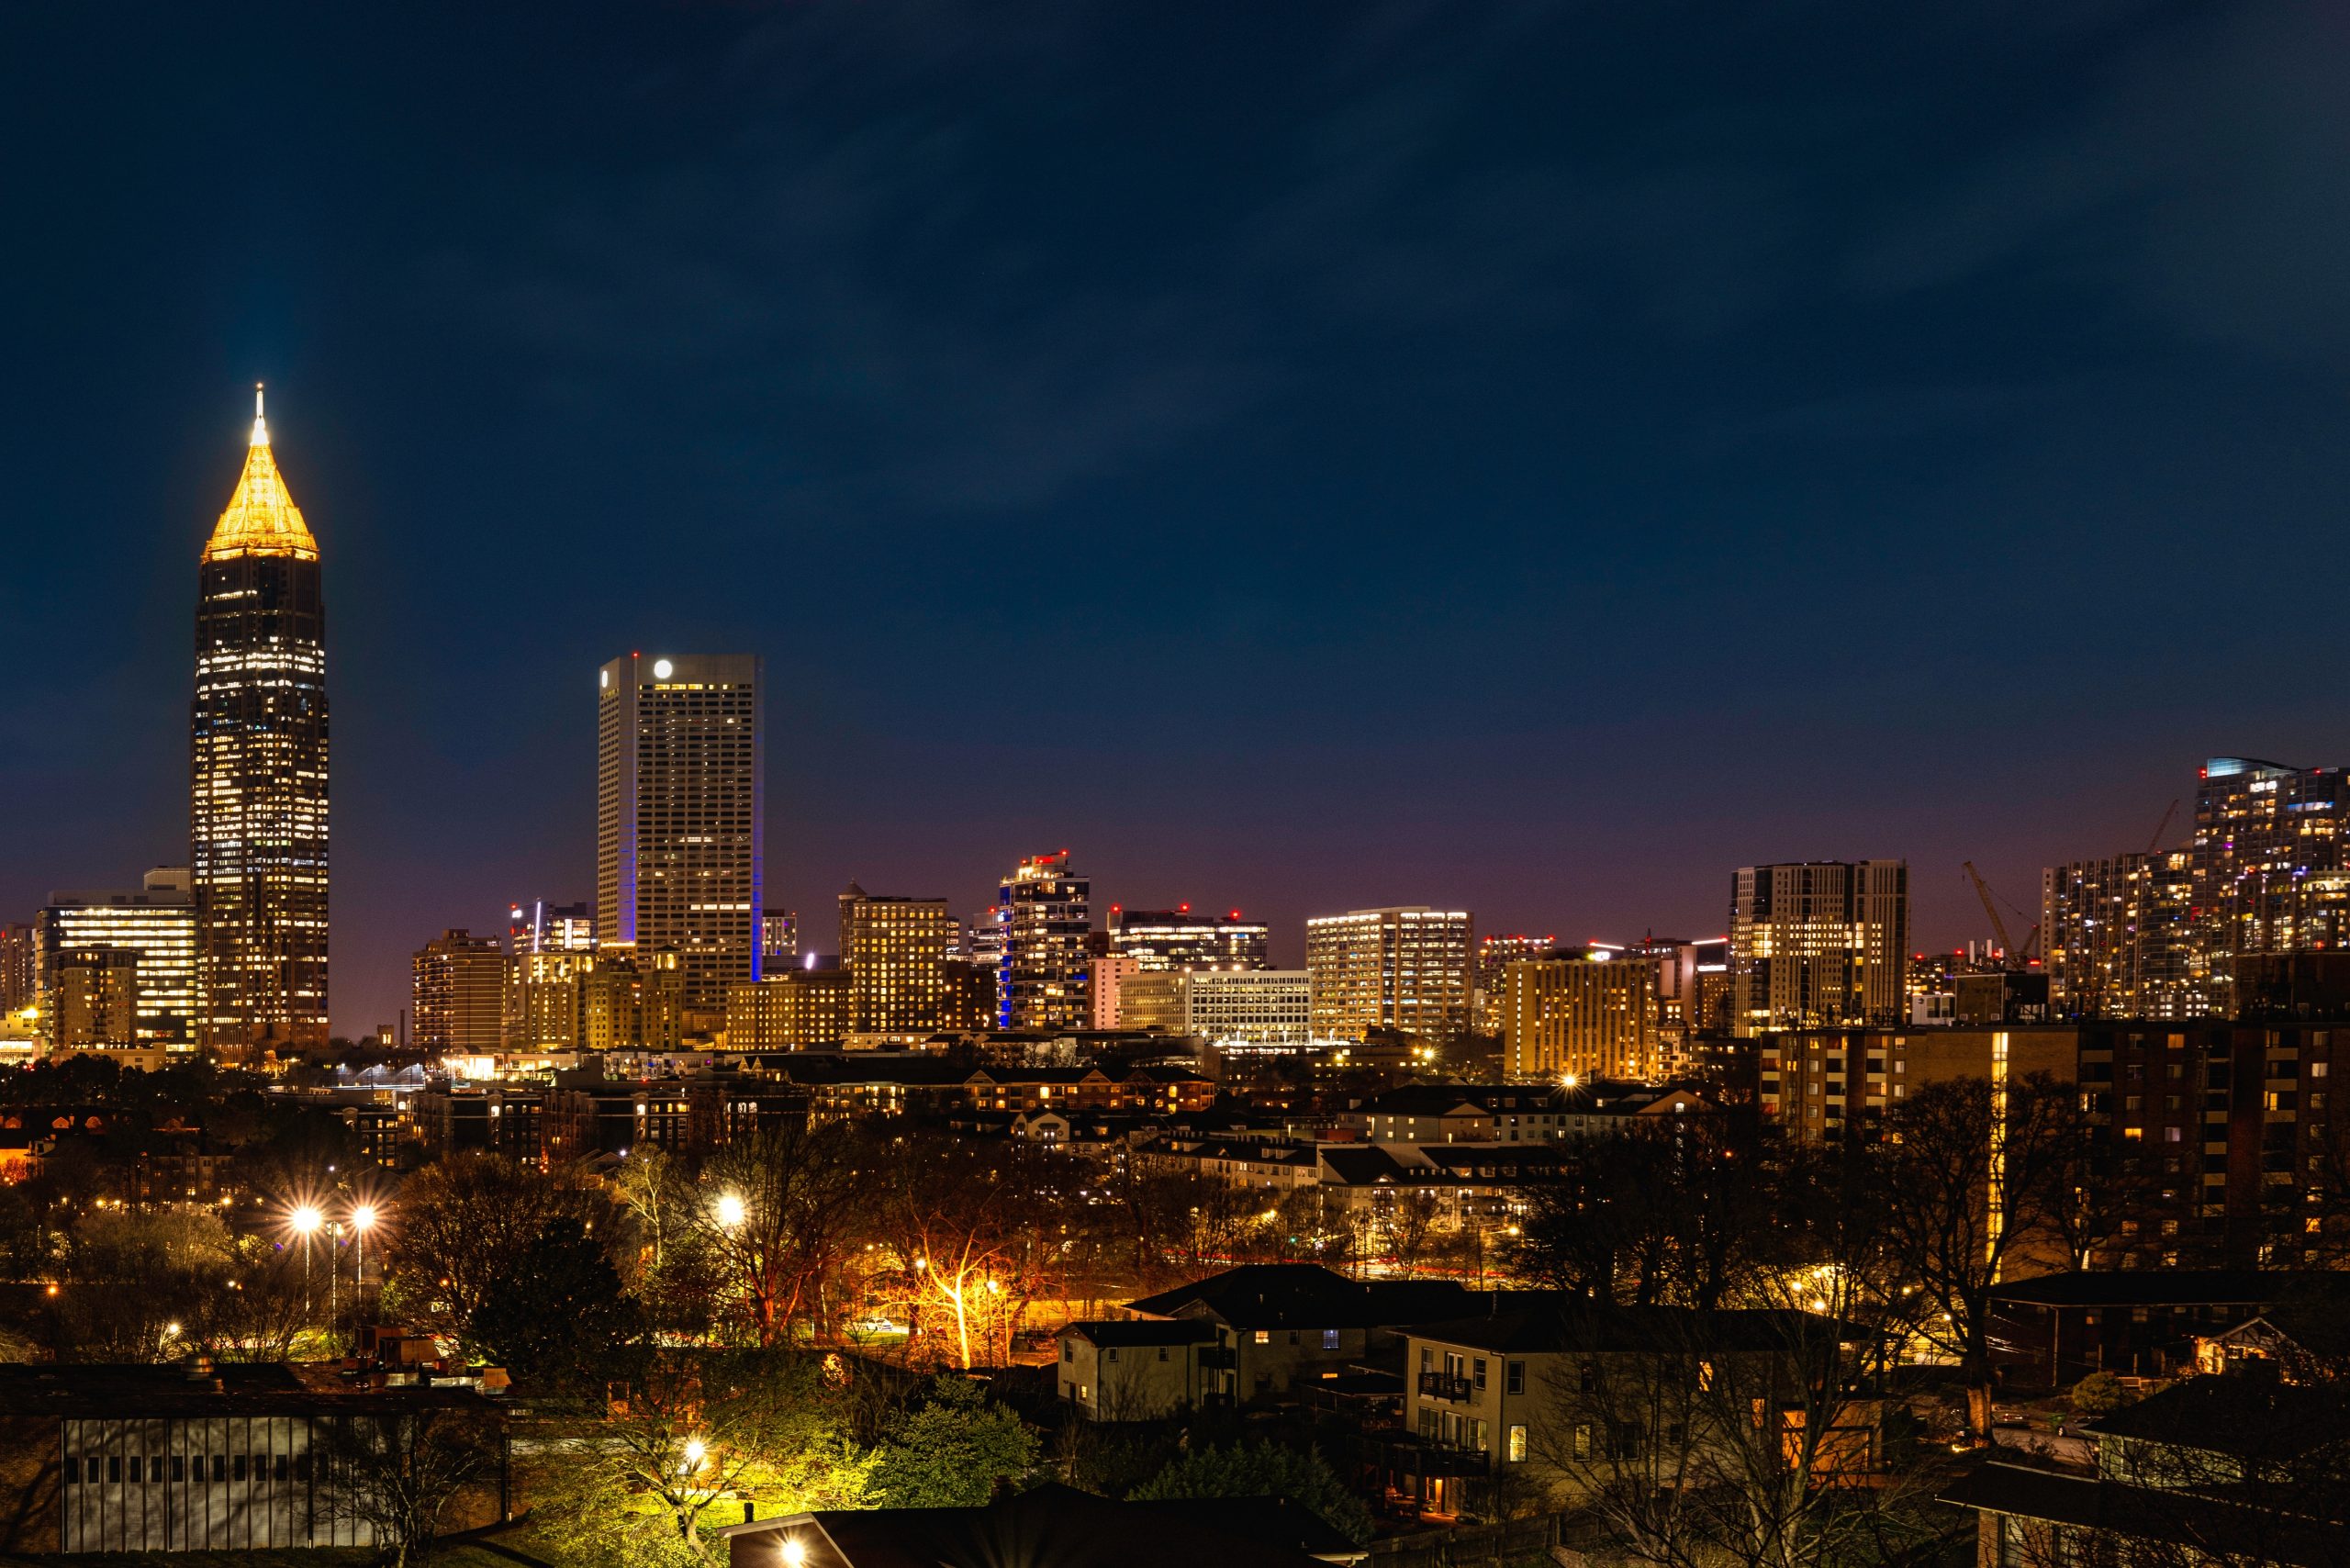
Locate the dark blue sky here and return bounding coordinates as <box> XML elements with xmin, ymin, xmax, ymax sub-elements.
<box><xmin>5</xmin><ymin>1</ymin><xmax>2346</xmax><ymax>1035</ymax></box>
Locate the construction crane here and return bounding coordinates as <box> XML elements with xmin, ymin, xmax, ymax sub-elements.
<box><xmin>2146</xmin><ymin>798</ymin><xmax>2180</xmax><ymax>856</ymax></box>
<box><xmin>1962</xmin><ymin>861</ymin><xmax>2038</xmax><ymax>969</ymax></box>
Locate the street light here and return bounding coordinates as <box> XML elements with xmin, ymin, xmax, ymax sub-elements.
<box><xmin>352</xmin><ymin>1204</ymin><xmax>379</xmax><ymax>1338</ymax></box>
<box><xmin>715</xmin><ymin>1193</ymin><xmax>746</xmax><ymax>1228</ymax></box>
<box><xmin>780</xmin><ymin>1538</ymin><xmax>806</xmax><ymax>1568</ymax></box>
<box><xmin>681</xmin><ymin>1439</ymin><xmax>706</xmax><ymax>1475</ymax></box>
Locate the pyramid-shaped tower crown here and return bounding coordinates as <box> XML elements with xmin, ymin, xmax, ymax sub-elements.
<box><xmin>203</xmin><ymin>385</ymin><xmax>318</xmax><ymax>562</ymax></box>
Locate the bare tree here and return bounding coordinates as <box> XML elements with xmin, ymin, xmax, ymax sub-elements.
<box><xmin>386</xmin><ymin>1153</ymin><xmax>610</xmax><ymax>1350</ymax></box>
<box><xmin>695</xmin><ymin>1122</ymin><xmax>867</xmax><ymax>1346</ymax></box>
<box><xmin>1876</xmin><ymin>1073</ymin><xmax>2081</xmax><ymax>1441</ymax></box>
<box><xmin>320</xmin><ymin>1400</ymin><xmax>503</xmax><ymax>1568</ymax></box>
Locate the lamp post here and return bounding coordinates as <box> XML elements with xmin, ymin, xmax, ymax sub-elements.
<box><xmin>290</xmin><ymin>1204</ymin><xmax>324</xmax><ymax>1314</ymax></box>
<box><xmin>351</xmin><ymin>1204</ymin><xmax>378</xmax><ymax>1339</ymax></box>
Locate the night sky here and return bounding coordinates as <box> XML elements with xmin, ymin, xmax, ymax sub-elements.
<box><xmin>5</xmin><ymin>2</ymin><xmax>2347</xmax><ymax>1036</ymax></box>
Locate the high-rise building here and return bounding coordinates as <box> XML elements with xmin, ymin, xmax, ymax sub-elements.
<box><xmin>1729</xmin><ymin>861</ymin><xmax>1908</xmax><ymax>1036</ymax></box>
<box><xmin>0</xmin><ymin>924</ymin><xmax>37</xmax><ymax>1016</ymax></box>
<box><xmin>37</xmin><ymin>869</ymin><xmax>198</xmax><ymax>1049</ymax></box>
<box><xmin>502</xmin><ymin>946</ymin><xmax>681</xmax><ymax>1051</ymax></box>
<box><xmin>192</xmin><ymin>388</ymin><xmax>329</xmax><ymax>1057</ymax></box>
<box><xmin>1504</xmin><ymin>948</ymin><xmax>1662</xmax><ymax>1082</ymax></box>
<box><xmin>49</xmin><ymin>947</ymin><xmax>140</xmax><ymax>1050</ymax></box>
<box><xmin>509</xmin><ymin>900</ymin><xmax>594</xmax><ymax>955</ymax></box>
<box><xmin>2192</xmin><ymin>756</ymin><xmax>2350</xmax><ymax>1008</ymax></box>
<box><xmin>1106</xmin><ymin>908</ymin><xmax>1271</xmax><ymax>971</ymax></box>
<box><xmin>761</xmin><ymin>909</ymin><xmax>799</xmax><ymax>969</ymax></box>
<box><xmin>1305</xmin><ymin>907</ymin><xmax>1474</xmax><ymax>1045</ymax></box>
<box><xmin>1119</xmin><ymin>969</ymin><xmax>1313</xmax><ymax>1044</ymax></box>
<box><xmin>2042</xmin><ymin>851</ymin><xmax>2203</xmax><ymax>1019</ymax></box>
<box><xmin>412</xmin><ymin>929</ymin><xmax>506</xmax><ymax>1054</ymax></box>
<box><xmin>998</xmin><ymin>852</ymin><xmax>1091</xmax><ymax>1029</ymax></box>
<box><xmin>1473</xmin><ymin>933</ymin><xmax>1556</xmax><ymax>1035</ymax></box>
<box><xmin>596</xmin><ymin>653</ymin><xmax>764</xmax><ymax>1015</ymax></box>
<box><xmin>838</xmin><ymin>883</ymin><xmax>950</xmax><ymax>1036</ymax></box>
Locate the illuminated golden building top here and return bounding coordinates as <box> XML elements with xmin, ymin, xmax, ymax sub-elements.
<box><xmin>202</xmin><ymin>385</ymin><xmax>318</xmax><ymax>563</ymax></box>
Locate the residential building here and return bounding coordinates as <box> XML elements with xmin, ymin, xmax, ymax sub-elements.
<box><xmin>837</xmin><ymin>884</ymin><xmax>950</xmax><ymax>1036</ymax></box>
<box><xmin>1940</xmin><ymin>1368</ymin><xmax>2350</xmax><ymax>1568</ymax></box>
<box><xmin>596</xmin><ymin>652</ymin><xmax>764</xmax><ymax>1015</ymax></box>
<box><xmin>725</xmin><ymin>969</ymin><xmax>852</xmax><ymax>1049</ymax></box>
<box><xmin>1342</xmin><ymin>1081</ymin><xmax>1712</xmax><ymax>1145</ymax></box>
<box><xmin>2193</xmin><ymin>756</ymin><xmax>2350</xmax><ymax>1011</ymax></box>
<box><xmin>1122</xmin><ymin>1263</ymin><xmax>1479</xmax><ymax>1405</ymax></box>
<box><xmin>1759</xmin><ymin>1025</ymin><xmax>2083</xmax><ymax>1144</ymax></box>
<box><xmin>37</xmin><ymin>869</ymin><xmax>198</xmax><ymax>1050</ymax></box>
<box><xmin>0</xmin><ymin>923</ymin><xmax>36</xmax><ymax>1014</ymax></box>
<box><xmin>410</xmin><ymin>929</ymin><xmax>505</xmax><ymax>1054</ymax></box>
<box><xmin>712</xmin><ymin>1483</ymin><xmax>1353</xmax><ymax>1568</ymax></box>
<box><xmin>1306</xmin><ymin>907</ymin><xmax>1474</xmax><ymax>1046</ymax></box>
<box><xmin>1729</xmin><ymin>861</ymin><xmax>1908</xmax><ymax>1036</ymax></box>
<box><xmin>1120</xmin><ymin>969</ymin><xmax>1313</xmax><ymax>1044</ymax></box>
<box><xmin>1400</xmin><ymin>1302</ymin><xmax>1880</xmax><ymax>1522</ymax></box>
<box><xmin>1108</xmin><ymin>907</ymin><xmax>1271</xmax><ymax>971</ymax></box>
<box><xmin>191</xmin><ymin>388</ymin><xmax>330</xmax><ymax>1058</ymax></box>
<box><xmin>998</xmin><ymin>852</ymin><xmax>1091</xmax><ymax>1029</ymax></box>
<box><xmin>1503</xmin><ymin>948</ymin><xmax>1662</xmax><ymax>1081</ymax></box>
<box><xmin>48</xmin><ymin>948</ymin><xmax>140</xmax><ymax>1053</ymax></box>
<box><xmin>1056</xmin><ymin>1320</ymin><xmax>1218</xmax><ymax>1420</ymax></box>
<box><xmin>2043</xmin><ymin>850</ymin><xmax>2203</xmax><ymax>1019</ymax></box>
<box><xmin>1984</xmin><ymin>1270</ymin><xmax>2340</xmax><ymax>1389</ymax></box>
<box><xmin>1089</xmin><ymin>954</ymin><xmax>1140</xmax><ymax>1028</ymax></box>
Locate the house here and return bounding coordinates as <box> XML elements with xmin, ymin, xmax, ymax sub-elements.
<box><xmin>1057</xmin><ymin>1319</ymin><xmax>1218</xmax><ymax>1419</ymax></box>
<box><xmin>717</xmin><ymin>1481</ymin><xmax>1362</xmax><ymax>1568</ymax></box>
<box><xmin>1393</xmin><ymin>1300</ymin><xmax>1881</xmax><ymax>1521</ymax></box>
<box><xmin>0</xmin><ymin>1361</ymin><xmax>508</xmax><ymax>1555</ymax></box>
<box><xmin>1985</xmin><ymin>1270</ymin><xmax>2336</xmax><ymax>1387</ymax></box>
<box><xmin>1941</xmin><ymin>1369</ymin><xmax>2350</xmax><ymax>1566</ymax></box>
<box><xmin>1118</xmin><ymin>1263</ymin><xmax>1479</xmax><ymax>1405</ymax></box>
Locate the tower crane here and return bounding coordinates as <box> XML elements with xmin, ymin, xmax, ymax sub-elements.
<box><xmin>1962</xmin><ymin>861</ymin><xmax>2038</xmax><ymax>969</ymax></box>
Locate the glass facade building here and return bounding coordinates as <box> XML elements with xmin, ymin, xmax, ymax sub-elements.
<box><xmin>190</xmin><ymin>390</ymin><xmax>329</xmax><ymax>1057</ymax></box>
<box><xmin>39</xmin><ymin>868</ymin><xmax>199</xmax><ymax>1050</ymax></box>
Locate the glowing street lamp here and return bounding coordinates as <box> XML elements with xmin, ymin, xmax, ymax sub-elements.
<box><xmin>681</xmin><ymin>1438</ymin><xmax>707</xmax><ymax>1474</ymax></box>
<box><xmin>715</xmin><ymin>1193</ymin><xmax>747</xmax><ymax>1228</ymax></box>
<box><xmin>351</xmin><ymin>1204</ymin><xmax>380</xmax><ymax>1335</ymax></box>
<box><xmin>780</xmin><ymin>1538</ymin><xmax>807</xmax><ymax>1568</ymax></box>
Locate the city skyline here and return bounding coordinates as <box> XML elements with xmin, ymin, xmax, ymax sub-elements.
<box><xmin>8</xmin><ymin>6</ymin><xmax>2350</xmax><ymax>1036</ymax></box>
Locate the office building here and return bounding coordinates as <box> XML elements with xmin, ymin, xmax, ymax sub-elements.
<box><xmin>1504</xmin><ymin>948</ymin><xmax>1662</xmax><ymax>1081</ymax></box>
<box><xmin>501</xmin><ymin>946</ymin><xmax>679</xmax><ymax>1051</ymax></box>
<box><xmin>2192</xmin><ymin>756</ymin><xmax>2350</xmax><ymax>1008</ymax></box>
<box><xmin>998</xmin><ymin>851</ymin><xmax>1091</xmax><ymax>1029</ymax></box>
<box><xmin>0</xmin><ymin>924</ymin><xmax>35</xmax><ymax>1015</ymax></box>
<box><xmin>411</xmin><ymin>929</ymin><xmax>505</xmax><ymax>1054</ymax></box>
<box><xmin>1729</xmin><ymin>861</ymin><xmax>1908</xmax><ymax>1036</ymax></box>
<box><xmin>1089</xmin><ymin>954</ymin><xmax>1141</xmax><ymax>1029</ymax></box>
<box><xmin>191</xmin><ymin>388</ymin><xmax>329</xmax><ymax>1057</ymax></box>
<box><xmin>1473</xmin><ymin>934</ymin><xmax>1556</xmax><ymax>1035</ymax></box>
<box><xmin>1107</xmin><ymin>907</ymin><xmax>1270</xmax><ymax>971</ymax></box>
<box><xmin>48</xmin><ymin>947</ymin><xmax>140</xmax><ymax>1050</ymax></box>
<box><xmin>2042</xmin><ymin>850</ymin><xmax>2203</xmax><ymax>1019</ymax></box>
<box><xmin>37</xmin><ymin>869</ymin><xmax>198</xmax><ymax>1050</ymax></box>
<box><xmin>595</xmin><ymin>652</ymin><xmax>763</xmax><ymax>1014</ymax></box>
<box><xmin>508</xmin><ymin>900</ymin><xmax>594</xmax><ymax>955</ymax></box>
<box><xmin>1119</xmin><ymin>969</ymin><xmax>1313</xmax><ymax>1045</ymax></box>
<box><xmin>761</xmin><ymin>909</ymin><xmax>799</xmax><ymax>968</ymax></box>
<box><xmin>725</xmin><ymin>969</ymin><xmax>852</xmax><ymax>1049</ymax></box>
<box><xmin>838</xmin><ymin>883</ymin><xmax>950</xmax><ymax>1036</ymax></box>
<box><xmin>1305</xmin><ymin>907</ymin><xmax>1474</xmax><ymax>1046</ymax></box>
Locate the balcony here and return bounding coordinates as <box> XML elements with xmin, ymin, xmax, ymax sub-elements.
<box><xmin>1417</xmin><ymin>1372</ymin><xmax>1474</xmax><ymax>1401</ymax></box>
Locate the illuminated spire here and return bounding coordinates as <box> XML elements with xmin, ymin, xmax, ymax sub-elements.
<box><xmin>204</xmin><ymin>382</ymin><xmax>318</xmax><ymax>562</ymax></box>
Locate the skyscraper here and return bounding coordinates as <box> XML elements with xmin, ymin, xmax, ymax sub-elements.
<box><xmin>998</xmin><ymin>851</ymin><xmax>1091</xmax><ymax>1029</ymax></box>
<box><xmin>596</xmin><ymin>653</ymin><xmax>764</xmax><ymax>1017</ymax></box>
<box><xmin>191</xmin><ymin>388</ymin><xmax>329</xmax><ymax>1057</ymax></box>
<box><xmin>1728</xmin><ymin>861</ymin><xmax>1908</xmax><ymax>1036</ymax></box>
<box><xmin>1504</xmin><ymin>947</ymin><xmax>1662</xmax><ymax>1082</ymax></box>
<box><xmin>2042</xmin><ymin>850</ymin><xmax>2202</xmax><ymax>1019</ymax></box>
<box><xmin>1305</xmin><ymin>906</ymin><xmax>1474</xmax><ymax>1045</ymax></box>
<box><xmin>38</xmin><ymin>868</ymin><xmax>198</xmax><ymax>1050</ymax></box>
<box><xmin>2192</xmin><ymin>756</ymin><xmax>2350</xmax><ymax>1006</ymax></box>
